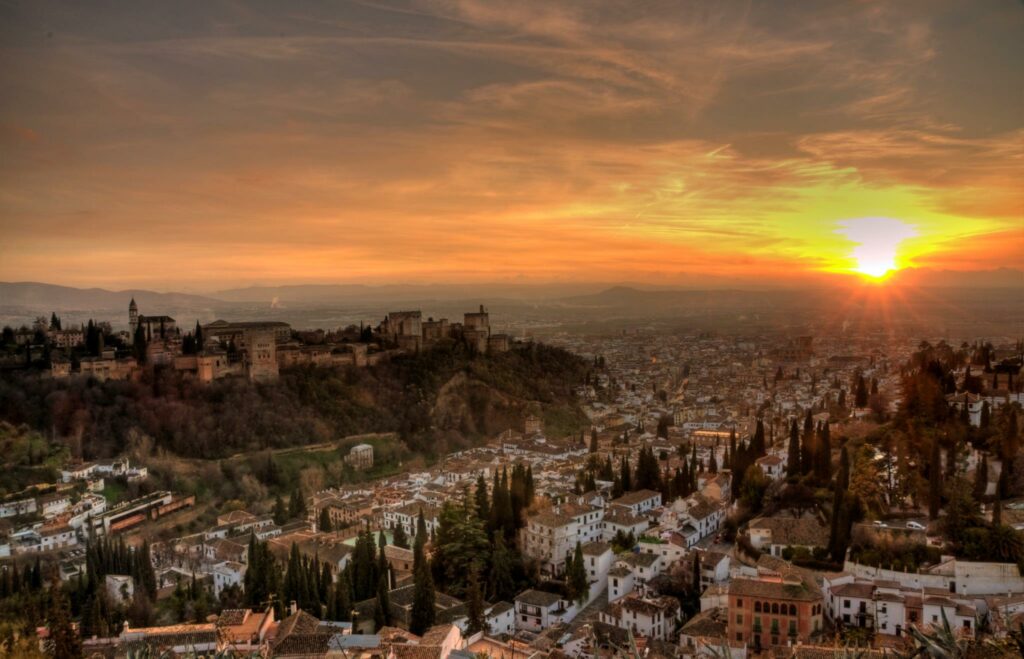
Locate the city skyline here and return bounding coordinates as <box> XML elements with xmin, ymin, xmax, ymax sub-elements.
<box><xmin>1</xmin><ymin>1</ymin><xmax>1022</xmax><ymax>289</ymax></box>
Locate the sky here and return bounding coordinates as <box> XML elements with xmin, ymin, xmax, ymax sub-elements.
<box><xmin>0</xmin><ymin>0</ymin><xmax>1022</xmax><ymax>290</ymax></box>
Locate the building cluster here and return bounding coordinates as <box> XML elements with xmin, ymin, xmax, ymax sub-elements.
<box><xmin>0</xmin><ymin>456</ymin><xmax>198</xmax><ymax>565</ymax></box>
<box><xmin>12</xmin><ymin>299</ymin><xmax>518</xmax><ymax>385</ymax></box>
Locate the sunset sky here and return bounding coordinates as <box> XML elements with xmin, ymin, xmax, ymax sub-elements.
<box><xmin>1</xmin><ymin>1</ymin><xmax>1022</xmax><ymax>290</ymax></box>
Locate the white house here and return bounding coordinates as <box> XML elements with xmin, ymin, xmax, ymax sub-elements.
<box><xmin>485</xmin><ymin>601</ymin><xmax>515</xmax><ymax>636</ymax></box>
<box><xmin>211</xmin><ymin>561</ymin><xmax>246</xmax><ymax>596</ymax></box>
<box><xmin>598</xmin><ymin>594</ymin><xmax>681</xmax><ymax>641</ymax></box>
<box><xmin>514</xmin><ymin>589</ymin><xmax>573</xmax><ymax>632</ymax></box>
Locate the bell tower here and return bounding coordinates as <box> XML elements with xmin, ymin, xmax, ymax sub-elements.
<box><xmin>129</xmin><ymin>297</ymin><xmax>139</xmax><ymax>336</ymax></box>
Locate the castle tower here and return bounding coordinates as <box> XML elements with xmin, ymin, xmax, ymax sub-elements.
<box><xmin>129</xmin><ymin>298</ymin><xmax>139</xmax><ymax>335</ymax></box>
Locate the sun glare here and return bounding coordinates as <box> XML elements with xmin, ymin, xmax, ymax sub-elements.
<box><xmin>837</xmin><ymin>217</ymin><xmax>917</xmax><ymax>281</ymax></box>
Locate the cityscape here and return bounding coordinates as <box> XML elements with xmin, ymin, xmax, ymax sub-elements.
<box><xmin>1</xmin><ymin>2</ymin><xmax>1023</xmax><ymax>659</ymax></box>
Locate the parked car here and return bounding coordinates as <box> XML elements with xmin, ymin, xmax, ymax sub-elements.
<box><xmin>906</xmin><ymin>521</ymin><xmax>926</xmax><ymax>531</ymax></box>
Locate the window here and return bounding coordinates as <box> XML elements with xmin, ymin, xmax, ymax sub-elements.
<box><xmin>754</xmin><ymin>602</ymin><xmax>761</xmax><ymax>613</ymax></box>
<box><xmin>963</xmin><ymin>620</ymin><xmax>971</xmax><ymax>630</ymax></box>
<box><xmin>788</xmin><ymin>621</ymin><xmax>796</xmax><ymax>636</ymax></box>
<box><xmin>771</xmin><ymin>603</ymin><xmax>779</xmax><ymax>614</ymax></box>
<box><xmin>910</xmin><ymin>612</ymin><xmax>918</xmax><ymax>623</ymax></box>
<box><xmin>736</xmin><ymin>614</ymin><xmax>743</xmax><ymax>624</ymax></box>
<box><xmin>736</xmin><ymin>633</ymin><xmax>743</xmax><ymax>642</ymax></box>
<box><xmin>737</xmin><ymin>599</ymin><xmax>743</xmax><ymax>607</ymax></box>
<box><xmin>844</xmin><ymin>599</ymin><xmax>850</xmax><ymax>609</ymax></box>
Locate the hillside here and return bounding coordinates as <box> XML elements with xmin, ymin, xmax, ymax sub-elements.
<box><xmin>0</xmin><ymin>340</ymin><xmax>592</xmax><ymax>460</ymax></box>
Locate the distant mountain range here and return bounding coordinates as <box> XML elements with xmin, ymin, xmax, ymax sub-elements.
<box><xmin>1</xmin><ymin>268</ymin><xmax>1020</xmax><ymax>332</ymax></box>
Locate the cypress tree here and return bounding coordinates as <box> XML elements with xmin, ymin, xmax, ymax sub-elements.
<box><xmin>409</xmin><ymin>558</ymin><xmax>436</xmax><ymax>635</ymax></box>
<box><xmin>752</xmin><ymin>419</ymin><xmax>766</xmax><ymax>457</ymax></box>
<box><xmin>786</xmin><ymin>419</ymin><xmax>801</xmax><ymax>477</ymax></box>
<box><xmin>800</xmin><ymin>410</ymin><xmax>815</xmax><ymax>476</ymax></box>
<box><xmin>475</xmin><ymin>474</ymin><xmax>490</xmax><ymax>522</ymax></box>
<box><xmin>567</xmin><ymin>542</ymin><xmax>589</xmax><ymax>605</ymax></box>
<box><xmin>973</xmin><ymin>455</ymin><xmax>989</xmax><ymax>500</ymax></box>
<box><xmin>333</xmin><ymin>571</ymin><xmax>352</xmax><ymax>621</ymax></box>
<box><xmin>393</xmin><ymin>524</ymin><xmax>409</xmax><ymax>549</ymax></box>
<box><xmin>619</xmin><ymin>457</ymin><xmax>632</xmax><ymax>493</ymax></box>
<box><xmin>488</xmin><ymin>532</ymin><xmax>515</xmax><ymax>602</ymax></box>
<box><xmin>815</xmin><ymin>422</ymin><xmax>832</xmax><ymax>482</ymax></box>
<box><xmin>828</xmin><ymin>447</ymin><xmax>850</xmax><ymax>562</ymax></box>
<box><xmin>318</xmin><ymin>508</ymin><xmax>333</xmax><ymax>533</ymax></box>
<box><xmin>46</xmin><ymin>579</ymin><xmax>82</xmax><ymax>659</ymax></box>
<box><xmin>928</xmin><ymin>438</ymin><xmax>942</xmax><ymax>519</ymax></box>
<box><xmin>590</xmin><ymin>428</ymin><xmax>599</xmax><ymax>453</ymax></box>
<box><xmin>466</xmin><ymin>566</ymin><xmax>485</xmax><ymax>634</ymax></box>
<box><xmin>375</xmin><ymin>571</ymin><xmax>391</xmax><ymax>630</ymax></box>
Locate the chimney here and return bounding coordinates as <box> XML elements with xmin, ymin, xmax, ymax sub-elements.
<box><xmin>289</xmin><ymin>600</ymin><xmax>298</xmax><ymax>615</ymax></box>
<box><xmin>480</xmin><ymin>305</ymin><xmax>485</xmax><ymax>313</ymax></box>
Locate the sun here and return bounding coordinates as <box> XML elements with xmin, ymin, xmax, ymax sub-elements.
<box><xmin>837</xmin><ymin>217</ymin><xmax>916</xmax><ymax>281</ymax></box>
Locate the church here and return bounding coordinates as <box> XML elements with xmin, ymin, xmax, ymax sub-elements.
<box><xmin>129</xmin><ymin>298</ymin><xmax>177</xmax><ymax>341</ymax></box>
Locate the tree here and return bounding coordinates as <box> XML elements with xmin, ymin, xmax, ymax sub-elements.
<box><xmin>815</xmin><ymin>422</ymin><xmax>832</xmax><ymax>482</ymax></box>
<box><xmin>786</xmin><ymin>419</ymin><xmax>801</xmax><ymax>477</ymax></box>
<box><xmin>829</xmin><ymin>447</ymin><xmax>851</xmax><ymax>562</ymax></box>
<box><xmin>739</xmin><ymin>465</ymin><xmax>770</xmax><ymax>513</ymax></box>
<box><xmin>318</xmin><ymin>508</ymin><xmax>333</xmax><ymax>533</ymax></box>
<box><xmin>752</xmin><ymin>419</ymin><xmax>766</xmax><ymax>457</ymax></box>
<box><xmin>289</xmin><ymin>487</ymin><xmax>307</xmax><ymax>520</ymax></box>
<box><xmin>800</xmin><ymin>410</ymin><xmax>814</xmax><ymax>476</ymax></box>
<box><xmin>475</xmin><ymin>474</ymin><xmax>490</xmax><ymax>522</ymax></box>
<box><xmin>465</xmin><ymin>566</ymin><xmax>485</xmax><ymax>634</ymax></box>
<box><xmin>855</xmin><ymin>374</ymin><xmax>868</xmax><ymax>408</ymax></box>
<box><xmin>928</xmin><ymin>438</ymin><xmax>942</xmax><ymax>520</ymax></box>
<box><xmin>567</xmin><ymin>542</ymin><xmax>589</xmax><ymax>605</ymax></box>
<box><xmin>132</xmin><ymin>321</ymin><xmax>148</xmax><ymax>364</ymax></box>
<box><xmin>973</xmin><ymin>455</ymin><xmax>989</xmax><ymax>501</ymax></box>
<box><xmin>590</xmin><ymin>428</ymin><xmax>599</xmax><ymax>452</ymax></box>
<box><xmin>375</xmin><ymin>571</ymin><xmax>391</xmax><ymax>630</ymax></box>
<box><xmin>488</xmin><ymin>532</ymin><xmax>516</xmax><ymax>602</ymax></box>
<box><xmin>46</xmin><ymin>579</ymin><xmax>82</xmax><ymax>659</ymax></box>
<box><xmin>393</xmin><ymin>524</ymin><xmax>409</xmax><ymax>549</ymax></box>
<box><xmin>409</xmin><ymin>558</ymin><xmax>436</xmax><ymax>635</ymax></box>
<box><xmin>273</xmin><ymin>495</ymin><xmax>288</xmax><ymax>526</ymax></box>
<box><xmin>332</xmin><ymin>572</ymin><xmax>352</xmax><ymax>622</ymax></box>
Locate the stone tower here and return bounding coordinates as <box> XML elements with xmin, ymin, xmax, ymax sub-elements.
<box><xmin>129</xmin><ymin>298</ymin><xmax>139</xmax><ymax>335</ymax></box>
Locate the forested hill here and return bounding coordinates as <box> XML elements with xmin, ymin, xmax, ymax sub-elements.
<box><xmin>0</xmin><ymin>341</ymin><xmax>593</xmax><ymax>460</ymax></box>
